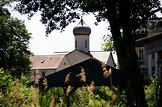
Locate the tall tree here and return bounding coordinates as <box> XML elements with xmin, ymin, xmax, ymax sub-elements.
<box><xmin>15</xmin><ymin>0</ymin><xmax>162</xmax><ymax>106</ymax></box>
<box><xmin>0</xmin><ymin>7</ymin><xmax>32</xmax><ymax>77</ymax></box>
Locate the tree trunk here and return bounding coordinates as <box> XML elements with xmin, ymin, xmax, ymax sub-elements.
<box><xmin>105</xmin><ymin>1</ymin><xmax>146</xmax><ymax>106</ymax></box>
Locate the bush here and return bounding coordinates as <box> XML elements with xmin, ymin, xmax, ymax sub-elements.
<box><xmin>0</xmin><ymin>69</ymin><xmax>39</xmax><ymax>107</ymax></box>
<box><xmin>145</xmin><ymin>75</ymin><xmax>159</xmax><ymax>107</ymax></box>
<box><xmin>2</xmin><ymin>68</ymin><xmax>150</xmax><ymax>107</ymax></box>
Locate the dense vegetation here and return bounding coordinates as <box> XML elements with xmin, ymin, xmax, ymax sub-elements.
<box><xmin>0</xmin><ymin>69</ymin><xmax>159</xmax><ymax>107</ymax></box>
<box><xmin>0</xmin><ymin>7</ymin><xmax>32</xmax><ymax>77</ymax></box>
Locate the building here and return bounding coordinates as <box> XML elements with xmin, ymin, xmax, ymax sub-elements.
<box><xmin>136</xmin><ymin>27</ymin><xmax>162</xmax><ymax>81</ymax></box>
<box><xmin>30</xmin><ymin>18</ymin><xmax>117</xmax><ymax>79</ymax></box>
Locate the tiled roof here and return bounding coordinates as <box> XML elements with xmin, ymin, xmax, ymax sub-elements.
<box><xmin>30</xmin><ymin>54</ymin><xmax>65</xmax><ymax>69</ymax></box>
<box><xmin>136</xmin><ymin>27</ymin><xmax>162</xmax><ymax>44</ymax></box>
<box><xmin>136</xmin><ymin>33</ymin><xmax>162</xmax><ymax>44</ymax></box>
<box><xmin>30</xmin><ymin>50</ymin><xmax>116</xmax><ymax>70</ymax></box>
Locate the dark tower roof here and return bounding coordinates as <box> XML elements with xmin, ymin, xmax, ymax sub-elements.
<box><xmin>73</xmin><ymin>18</ymin><xmax>91</xmax><ymax>36</ymax></box>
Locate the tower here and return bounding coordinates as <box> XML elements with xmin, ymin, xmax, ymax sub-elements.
<box><xmin>73</xmin><ymin>18</ymin><xmax>91</xmax><ymax>53</ymax></box>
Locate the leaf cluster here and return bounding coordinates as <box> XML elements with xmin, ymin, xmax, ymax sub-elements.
<box><xmin>101</xmin><ymin>34</ymin><xmax>115</xmax><ymax>51</ymax></box>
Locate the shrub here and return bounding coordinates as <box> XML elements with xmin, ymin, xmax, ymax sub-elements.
<box><xmin>145</xmin><ymin>75</ymin><xmax>159</xmax><ymax>107</ymax></box>
<box><xmin>0</xmin><ymin>69</ymin><xmax>39</xmax><ymax>106</ymax></box>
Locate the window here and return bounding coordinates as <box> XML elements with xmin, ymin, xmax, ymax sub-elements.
<box><xmin>34</xmin><ymin>72</ymin><xmax>36</xmax><ymax>76</ymax></box>
<box><xmin>138</xmin><ymin>49</ymin><xmax>144</xmax><ymax>60</ymax></box>
<box><xmin>85</xmin><ymin>40</ymin><xmax>87</xmax><ymax>48</ymax></box>
<box><xmin>75</xmin><ymin>41</ymin><xmax>77</xmax><ymax>48</ymax></box>
<box><xmin>42</xmin><ymin>71</ymin><xmax>45</xmax><ymax>77</ymax></box>
<box><xmin>152</xmin><ymin>53</ymin><xmax>155</xmax><ymax>59</ymax></box>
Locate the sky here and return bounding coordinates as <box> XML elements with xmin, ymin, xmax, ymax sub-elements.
<box><xmin>7</xmin><ymin>3</ymin><xmax>109</xmax><ymax>55</ymax></box>
<box><xmin>7</xmin><ymin>1</ymin><xmax>162</xmax><ymax>55</ymax></box>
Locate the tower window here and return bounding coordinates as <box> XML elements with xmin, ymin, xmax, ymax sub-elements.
<box><xmin>75</xmin><ymin>41</ymin><xmax>77</xmax><ymax>48</ymax></box>
<box><xmin>85</xmin><ymin>40</ymin><xmax>87</xmax><ymax>48</ymax></box>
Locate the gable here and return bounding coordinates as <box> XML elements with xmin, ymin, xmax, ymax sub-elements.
<box><xmin>66</xmin><ymin>50</ymin><xmax>91</xmax><ymax>65</ymax></box>
<box><xmin>90</xmin><ymin>51</ymin><xmax>109</xmax><ymax>63</ymax></box>
<box><xmin>57</xmin><ymin>50</ymin><xmax>91</xmax><ymax>71</ymax></box>
<box><xmin>90</xmin><ymin>51</ymin><xmax>116</xmax><ymax>68</ymax></box>
<box><xmin>107</xmin><ymin>52</ymin><xmax>116</xmax><ymax>68</ymax></box>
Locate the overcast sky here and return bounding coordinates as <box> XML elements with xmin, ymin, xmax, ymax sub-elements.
<box><xmin>8</xmin><ymin>1</ymin><xmax>162</xmax><ymax>55</ymax></box>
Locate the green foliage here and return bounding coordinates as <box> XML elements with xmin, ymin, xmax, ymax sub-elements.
<box><xmin>0</xmin><ymin>69</ymin><xmax>39</xmax><ymax>107</ymax></box>
<box><xmin>0</xmin><ymin>69</ymin><xmax>12</xmax><ymax>94</ymax></box>
<box><xmin>94</xmin><ymin>86</ymin><xmax>113</xmax><ymax>101</ymax></box>
<box><xmin>145</xmin><ymin>75</ymin><xmax>159</xmax><ymax>107</ymax></box>
<box><xmin>93</xmin><ymin>86</ymin><xmax>117</xmax><ymax>106</ymax></box>
<box><xmin>101</xmin><ymin>34</ymin><xmax>115</xmax><ymax>51</ymax></box>
<box><xmin>118</xmin><ymin>90</ymin><xmax>128</xmax><ymax>107</ymax></box>
<box><xmin>0</xmin><ymin>7</ymin><xmax>32</xmax><ymax>77</ymax></box>
<box><xmin>70</xmin><ymin>87</ymin><xmax>89</xmax><ymax>107</ymax></box>
<box><xmin>41</xmin><ymin>87</ymin><xmax>64</xmax><ymax>107</ymax></box>
<box><xmin>68</xmin><ymin>86</ymin><xmax>117</xmax><ymax>107</ymax></box>
<box><xmin>1</xmin><ymin>69</ymin><xmax>156</xmax><ymax>107</ymax></box>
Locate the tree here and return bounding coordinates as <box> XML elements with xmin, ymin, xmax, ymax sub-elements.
<box><xmin>101</xmin><ymin>34</ymin><xmax>115</xmax><ymax>51</ymax></box>
<box><xmin>0</xmin><ymin>7</ymin><xmax>32</xmax><ymax>77</ymax></box>
<box><xmin>15</xmin><ymin>0</ymin><xmax>162</xmax><ymax>106</ymax></box>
